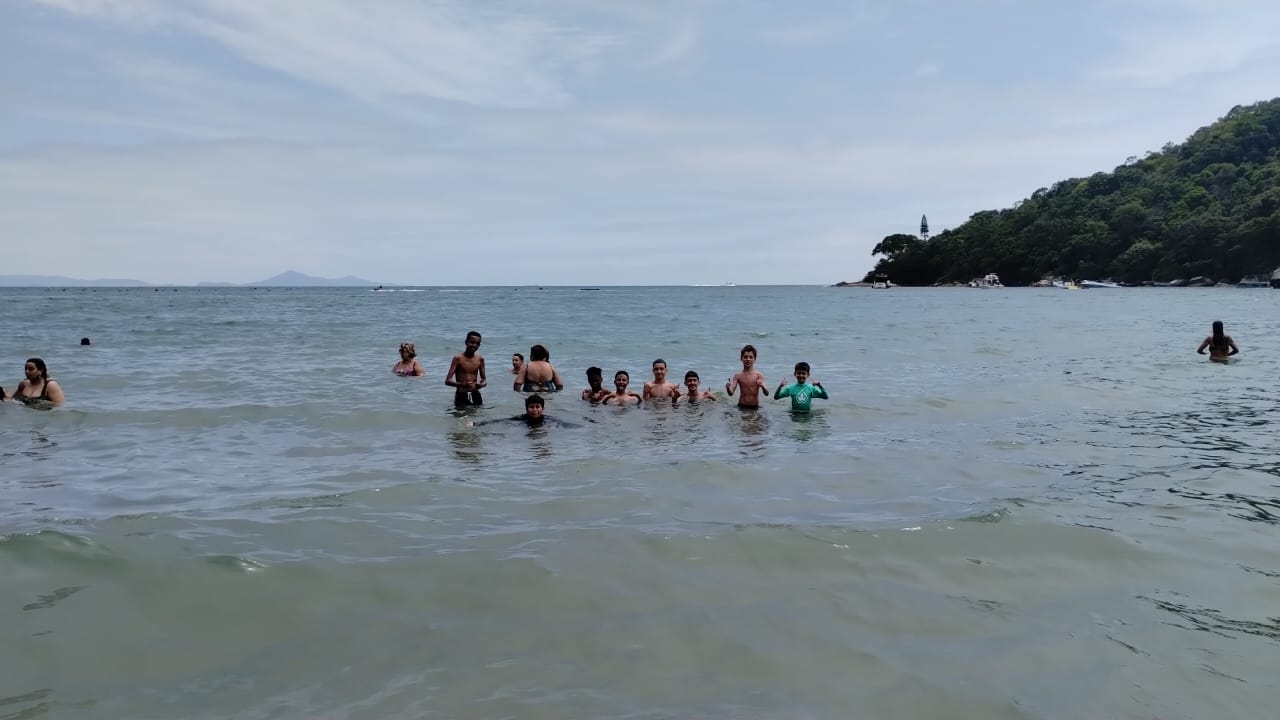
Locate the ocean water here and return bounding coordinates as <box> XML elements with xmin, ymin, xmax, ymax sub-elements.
<box><xmin>1</xmin><ymin>285</ymin><xmax>1278</xmax><ymax>719</ymax></box>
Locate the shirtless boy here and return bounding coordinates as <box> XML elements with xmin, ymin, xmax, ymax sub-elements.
<box><xmin>725</xmin><ymin>344</ymin><xmax>768</xmax><ymax>408</ymax></box>
<box><xmin>681</xmin><ymin>370</ymin><xmax>716</xmax><ymax>402</ymax></box>
<box><xmin>604</xmin><ymin>370</ymin><xmax>643</xmax><ymax>406</ymax></box>
<box><xmin>582</xmin><ymin>366</ymin><xmax>613</xmax><ymax>403</ymax></box>
<box><xmin>446</xmin><ymin>330</ymin><xmax>487</xmax><ymax>406</ymax></box>
<box><xmin>643</xmin><ymin>358</ymin><xmax>681</xmax><ymax>401</ymax></box>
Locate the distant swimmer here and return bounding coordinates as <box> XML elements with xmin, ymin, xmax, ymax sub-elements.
<box><xmin>681</xmin><ymin>370</ymin><xmax>717</xmax><ymax>402</ymax></box>
<box><xmin>514</xmin><ymin>344</ymin><xmax>563</xmax><ymax>393</ymax></box>
<box><xmin>643</xmin><ymin>358</ymin><xmax>681</xmax><ymax>401</ymax></box>
<box><xmin>446</xmin><ymin>331</ymin><xmax>487</xmax><ymax>407</ymax></box>
<box><xmin>1197</xmin><ymin>321</ymin><xmax>1239</xmax><ymax>363</ymax></box>
<box><xmin>773</xmin><ymin>361</ymin><xmax>829</xmax><ymax>412</ymax></box>
<box><xmin>393</xmin><ymin>342</ymin><xmax>426</xmax><ymax>376</ymax></box>
<box><xmin>8</xmin><ymin>358</ymin><xmax>64</xmax><ymax>408</ymax></box>
<box><xmin>80</xmin><ymin>337</ymin><xmax>91</xmax><ymax>346</ymax></box>
<box><xmin>603</xmin><ymin>370</ymin><xmax>642</xmax><ymax>406</ymax></box>
<box><xmin>470</xmin><ymin>395</ymin><xmax>580</xmax><ymax>428</ymax></box>
<box><xmin>581</xmin><ymin>366</ymin><xmax>612</xmax><ymax>403</ymax></box>
<box><xmin>726</xmin><ymin>344</ymin><xmax>768</xmax><ymax>408</ymax></box>
<box><xmin>510</xmin><ymin>352</ymin><xmax>524</xmax><ymax>375</ymax></box>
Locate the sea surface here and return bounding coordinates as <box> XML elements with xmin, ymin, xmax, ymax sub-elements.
<box><xmin>2</xmin><ymin>285</ymin><xmax>1278</xmax><ymax>719</ymax></box>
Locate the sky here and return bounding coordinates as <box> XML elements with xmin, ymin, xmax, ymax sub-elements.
<box><xmin>2</xmin><ymin>0</ymin><xmax>1279</xmax><ymax>285</ymax></box>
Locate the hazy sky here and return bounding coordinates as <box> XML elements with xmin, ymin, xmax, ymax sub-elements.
<box><xmin>3</xmin><ymin>0</ymin><xmax>1278</xmax><ymax>285</ymax></box>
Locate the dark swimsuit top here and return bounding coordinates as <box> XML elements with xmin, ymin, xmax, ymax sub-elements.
<box><xmin>15</xmin><ymin>379</ymin><xmax>51</xmax><ymax>405</ymax></box>
<box><xmin>1209</xmin><ymin>336</ymin><xmax>1231</xmax><ymax>354</ymax></box>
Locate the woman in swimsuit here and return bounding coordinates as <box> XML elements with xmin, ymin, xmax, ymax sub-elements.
<box><xmin>9</xmin><ymin>358</ymin><xmax>65</xmax><ymax>407</ymax></box>
<box><xmin>1197</xmin><ymin>321</ymin><xmax>1239</xmax><ymax>363</ymax></box>
<box><xmin>513</xmin><ymin>344</ymin><xmax>563</xmax><ymax>393</ymax></box>
<box><xmin>392</xmin><ymin>342</ymin><xmax>426</xmax><ymax>376</ymax></box>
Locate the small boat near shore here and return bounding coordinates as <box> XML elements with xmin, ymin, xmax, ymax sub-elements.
<box><xmin>1079</xmin><ymin>279</ymin><xmax>1120</xmax><ymax>289</ymax></box>
<box><xmin>969</xmin><ymin>273</ymin><xmax>1004</xmax><ymax>288</ymax></box>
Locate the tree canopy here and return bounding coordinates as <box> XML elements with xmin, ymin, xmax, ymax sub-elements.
<box><xmin>865</xmin><ymin>98</ymin><xmax>1280</xmax><ymax>285</ymax></box>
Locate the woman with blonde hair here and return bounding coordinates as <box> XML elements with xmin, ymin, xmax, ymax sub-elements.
<box><xmin>392</xmin><ymin>342</ymin><xmax>426</xmax><ymax>376</ymax></box>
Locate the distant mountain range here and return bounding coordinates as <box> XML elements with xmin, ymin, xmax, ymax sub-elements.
<box><xmin>0</xmin><ymin>271</ymin><xmax>376</xmax><ymax>287</ymax></box>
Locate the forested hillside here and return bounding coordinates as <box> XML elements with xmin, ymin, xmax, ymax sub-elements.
<box><xmin>866</xmin><ymin>99</ymin><xmax>1280</xmax><ymax>285</ymax></box>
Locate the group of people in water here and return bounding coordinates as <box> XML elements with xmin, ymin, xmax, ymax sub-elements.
<box><xmin>393</xmin><ymin>331</ymin><xmax>831</xmax><ymax>426</ymax></box>
<box><xmin>0</xmin><ymin>321</ymin><xmax>1240</xmax><ymax>415</ymax></box>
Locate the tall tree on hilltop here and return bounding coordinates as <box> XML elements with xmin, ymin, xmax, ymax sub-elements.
<box><xmin>920</xmin><ymin>214</ymin><xmax>930</xmax><ymax>240</ymax></box>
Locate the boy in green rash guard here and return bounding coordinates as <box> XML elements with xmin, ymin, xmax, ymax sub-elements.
<box><xmin>773</xmin><ymin>361</ymin><xmax>829</xmax><ymax>412</ymax></box>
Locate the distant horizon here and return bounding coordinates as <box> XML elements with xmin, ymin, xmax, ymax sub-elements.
<box><xmin>0</xmin><ymin>270</ymin><xmax>831</xmax><ymax>288</ymax></box>
<box><xmin>0</xmin><ymin>277</ymin><xmax>831</xmax><ymax>289</ymax></box>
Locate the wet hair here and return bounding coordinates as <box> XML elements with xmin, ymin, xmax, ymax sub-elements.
<box><xmin>525</xmin><ymin>394</ymin><xmax>545</xmax><ymax>408</ymax></box>
<box><xmin>794</xmin><ymin>361</ymin><xmax>811</xmax><ymax>373</ymax></box>
<box><xmin>586</xmin><ymin>366</ymin><xmax>602</xmax><ymax>378</ymax></box>
<box><xmin>530</xmin><ymin>344</ymin><xmax>550</xmax><ymax>362</ymax></box>
<box><xmin>26</xmin><ymin>358</ymin><xmax>49</xmax><ymax>381</ymax></box>
<box><xmin>80</xmin><ymin>337</ymin><xmax>91</xmax><ymax>346</ymax></box>
<box><xmin>466</xmin><ymin>330</ymin><xmax>482</xmax><ymax>342</ymax></box>
<box><xmin>615</xmin><ymin>370</ymin><xmax>630</xmax><ymax>381</ymax></box>
<box><xmin>652</xmin><ymin>358</ymin><xmax>666</xmax><ymax>368</ymax></box>
<box><xmin>399</xmin><ymin>342</ymin><xmax>416</xmax><ymax>358</ymax></box>
<box><xmin>1212</xmin><ymin>321</ymin><xmax>1225</xmax><ymax>342</ymax></box>
<box><xmin>684</xmin><ymin>370</ymin><xmax>699</xmax><ymax>381</ymax></box>
<box><xmin>512</xmin><ymin>352</ymin><xmax>524</xmax><ymax>362</ymax></box>
<box><xmin>740</xmin><ymin>344</ymin><xmax>757</xmax><ymax>358</ymax></box>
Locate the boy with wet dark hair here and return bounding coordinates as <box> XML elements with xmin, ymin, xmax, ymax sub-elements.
<box><xmin>605</xmin><ymin>370</ymin><xmax>642</xmax><ymax>405</ymax></box>
<box><xmin>582</xmin><ymin>366</ymin><xmax>612</xmax><ymax>403</ymax></box>
<box><xmin>773</xmin><ymin>361</ymin><xmax>829</xmax><ymax>413</ymax></box>
<box><xmin>681</xmin><ymin>370</ymin><xmax>716</xmax><ymax>401</ymax></box>
<box><xmin>446</xmin><ymin>330</ymin><xmax>487</xmax><ymax>407</ymax></box>
<box><xmin>726</xmin><ymin>344</ymin><xmax>768</xmax><ymax>408</ymax></box>
<box><xmin>643</xmin><ymin>358</ymin><xmax>681</xmax><ymax>400</ymax></box>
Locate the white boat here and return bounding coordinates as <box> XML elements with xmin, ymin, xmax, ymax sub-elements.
<box><xmin>871</xmin><ymin>273</ymin><xmax>892</xmax><ymax>289</ymax></box>
<box><xmin>1050</xmin><ymin>278</ymin><xmax>1080</xmax><ymax>290</ymax></box>
<box><xmin>1237</xmin><ymin>275</ymin><xmax>1269</xmax><ymax>288</ymax></box>
<box><xmin>1079</xmin><ymin>279</ymin><xmax>1120</xmax><ymax>289</ymax></box>
<box><xmin>969</xmin><ymin>273</ymin><xmax>1004</xmax><ymax>288</ymax></box>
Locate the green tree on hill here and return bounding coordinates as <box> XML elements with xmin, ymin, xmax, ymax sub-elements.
<box><xmin>865</xmin><ymin>98</ymin><xmax>1280</xmax><ymax>285</ymax></box>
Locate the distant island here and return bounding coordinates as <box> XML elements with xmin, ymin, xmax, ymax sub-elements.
<box><xmin>0</xmin><ymin>270</ymin><xmax>377</xmax><ymax>287</ymax></box>
<box><xmin>861</xmin><ymin>97</ymin><xmax>1280</xmax><ymax>287</ymax></box>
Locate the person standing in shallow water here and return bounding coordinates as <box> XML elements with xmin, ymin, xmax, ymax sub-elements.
<box><xmin>514</xmin><ymin>344</ymin><xmax>563</xmax><ymax>393</ymax></box>
<box><xmin>581</xmin><ymin>367</ymin><xmax>612</xmax><ymax>403</ymax></box>
<box><xmin>446</xmin><ymin>331</ymin><xmax>487</xmax><ymax>407</ymax></box>
<box><xmin>1197</xmin><ymin>321</ymin><xmax>1239</xmax><ymax>363</ymax></box>
<box><xmin>8</xmin><ymin>358</ymin><xmax>65</xmax><ymax>407</ymax></box>
<box><xmin>392</xmin><ymin>342</ymin><xmax>426</xmax><ymax>376</ymax></box>
<box><xmin>604</xmin><ymin>370</ymin><xmax>642</xmax><ymax>406</ymax></box>
<box><xmin>726</xmin><ymin>344</ymin><xmax>768</xmax><ymax>408</ymax></box>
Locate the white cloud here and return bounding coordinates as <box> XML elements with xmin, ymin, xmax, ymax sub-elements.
<box><xmin>646</xmin><ymin>21</ymin><xmax>699</xmax><ymax>67</ymax></box>
<box><xmin>1093</xmin><ymin>1</ymin><xmax>1280</xmax><ymax>88</ymax></box>
<box><xmin>30</xmin><ymin>0</ymin><xmax>611</xmax><ymax>109</ymax></box>
<box><xmin>914</xmin><ymin>62</ymin><xmax>941</xmax><ymax>77</ymax></box>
